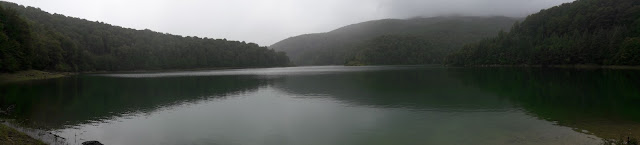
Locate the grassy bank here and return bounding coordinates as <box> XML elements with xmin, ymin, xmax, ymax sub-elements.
<box><xmin>0</xmin><ymin>70</ymin><xmax>72</xmax><ymax>83</ymax></box>
<box><xmin>0</xmin><ymin>123</ymin><xmax>46</xmax><ymax>145</ymax></box>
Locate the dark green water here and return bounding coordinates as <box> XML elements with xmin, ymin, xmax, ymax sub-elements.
<box><xmin>1</xmin><ymin>66</ymin><xmax>639</xmax><ymax>145</ymax></box>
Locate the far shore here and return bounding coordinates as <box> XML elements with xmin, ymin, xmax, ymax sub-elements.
<box><xmin>2</xmin><ymin>64</ymin><xmax>639</xmax><ymax>83</ymax></box>
<box><xmin>0</xmin><ymin>70</ymin><xmax>74</xmax><ymax>83</ymax></box>
<box><xmin>446</xmin><ymin>64</ymin><xmax>640</xmax><ymax>70</ymax></box>
<box><xmin>80</xmin><ymin>66</ymin><xmax>288</xmax><ymax>74</ymax></box>
<box><xmin>0</xmin><ymin>66</ymin><xmax>292</xmax><ymax>83</ymax></box>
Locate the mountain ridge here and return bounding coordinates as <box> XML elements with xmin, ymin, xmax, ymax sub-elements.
<box><xmin>270</xmin><ymin>16</ymin><xmax>520</xmax><ymax>65</ymax></box>
<box><xmin>0</xmin><ymin>1</ymin><xmax>290</xmax><ymax>72</ymax></box>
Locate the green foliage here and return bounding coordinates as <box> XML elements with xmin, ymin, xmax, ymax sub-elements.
<box><xmin>0</xmin><ymin>5</ymin><xmax>31</xmax><ymax>72</ymax></box>
<box><xmin>0</xmin><ymin>124</ymin><xmax>47</xmax><ymax>145</ymax></box>
<box><xmin>348</xmin><ymin>35</ymin><xmax>439</xmax><ymax>65</ymax></box>
<box><xmin>446</xmin><ymin>0</ymin><xmax>640</xmax><ymax>66</ymax></box>
<box><xmin>612</xmin><ymin>37</ymin><xmax>640</xmax><ymax>65</ymax></box>
<box><xmin>271</xmin><ymin>16</ymin><xmax>518</xmax><ymax>65</ymax></box>
<box><xmin>0</xmin><ymin>2</ymin><xmax>290</xmax><ymax>72</ymax></box>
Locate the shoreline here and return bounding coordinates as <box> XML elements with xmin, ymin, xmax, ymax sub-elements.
<box><xmin>79</xmin><ymin>66</ymin><xmax>289</xmax><ymax>74</ymax></box>
<box><xmin>0</xmin><ymin>66</ymin><xmax>292</xmax><ymax>83</ymax></box>
<box><xmin>0</xmin><ymin>70</ymin><xmax>75</xmax><ymax>83</ymax></box>
<box><xmin>2</xmin><ymin>64</ymin><xmax>638</xmax><ymax>83</ymax></box>
<box><xmin>0</xmin><ymin>122</ymin><xmax>47</xmax><ymax>145</ymax></box>
<box><xmin>446</xmin><ymin>64</ymin><xmax>640</xmax><ymax>70</ymax></box>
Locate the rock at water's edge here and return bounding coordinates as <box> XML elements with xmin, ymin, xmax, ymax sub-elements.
<box><xmin>82</xmin><ymin>141</ymin><xmax>104</xmax><ymax>145</ymax></box>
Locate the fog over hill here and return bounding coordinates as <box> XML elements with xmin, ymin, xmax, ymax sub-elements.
<box><xmin>270</xmin><ymin>16</ymin><xmax>519</xmax><ymax>65</ymax></box>
<box><xmin>4</xmin><ymin>0</ymin><xmax>574</xmax><ymax>46</ymax></box>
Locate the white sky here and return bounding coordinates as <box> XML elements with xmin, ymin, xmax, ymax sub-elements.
<box><xmin>5</xmin><ymin>0</ymin><xmax>574</xmax><ymax>46</ymax></box>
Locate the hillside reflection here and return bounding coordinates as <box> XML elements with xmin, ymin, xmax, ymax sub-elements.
<box><xmin>0</xmin><ymin>75</ymin><xmax>270</xmax><ymax>129</ymax></box>
<box><xmin>1</xmin><ymin>66</ymin><xmax>639</xmax><ymax>142</ymax></box>
<box><xmin>449</xmin><ymin>67</ymin><xmax>640</xmax><ymax>140</ymax></box>
<box><xmin>272</xmin><ymin>68</ymin><xmax>514</xmax><ymax>111</ymax></box>
<box><xmin>272</xmin><ymin>67</ymin><xmax>640</xmax><ymax>140</ymax></box>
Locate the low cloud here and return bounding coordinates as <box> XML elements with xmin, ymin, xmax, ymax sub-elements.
<box><xmin>6</xmin><ymin>0</ymin><xmax>574</xmax><ymax>46</ymax></box>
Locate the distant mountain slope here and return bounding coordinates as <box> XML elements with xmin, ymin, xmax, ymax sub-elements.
<box><xmin>446</xmin><ymin>0</ymin><xmax>640</xmax><ymax>66</ymax></box>
<box><xmin>270</xmin><ymin>16</ymin><xmax>519</xmax><ymax>65</ymax></box>
<box><xmin>0</xmin><ymin>2</ymin><xmax>289</xmax><ymax>72</ymax></box>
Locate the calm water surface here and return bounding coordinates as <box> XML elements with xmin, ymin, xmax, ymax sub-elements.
<box><xmin>1</xmin><ymin>66</ymin><xmax>640</xmax><ymax>145</ymax></box>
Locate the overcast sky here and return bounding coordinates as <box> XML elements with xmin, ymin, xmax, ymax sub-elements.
<box><xmin>6</xmin><ymin>0</ymin><xmax>574</xmax><ymax>46</ymax></box>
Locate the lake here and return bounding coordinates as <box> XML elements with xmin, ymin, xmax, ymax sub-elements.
<box><xmin>1</xmin><ymin>65</ymin><xmax>639</xmax><ymax>145</ymax></box>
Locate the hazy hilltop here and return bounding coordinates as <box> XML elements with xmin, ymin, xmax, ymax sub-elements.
<box><xmin>447</xmin><ymin>0</ymin><xmax>640</xmax><ymax>66</ymax></box>
<box><xmin>270</xmin><ymin>16</ymin><xmax>519</xmax><ymax>65</ymax></box>
<box><xmin>0</xmin><ymin>2</ymin><xmax>289</xmax><ymax>72</ymax></box>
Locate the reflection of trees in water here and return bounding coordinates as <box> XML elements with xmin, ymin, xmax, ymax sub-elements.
<box><xmin>2</xmin><ymin>66</ymin><xmax>638</xmax><ymax>141</ymax></box>
<box><xmin>271</xmin><ymin>67</ymin><xmax>640</xmax><ymax>140</ymax></box>
<box><xmin>272</xmin><ymin>68</ymin><xmax>515</xmax><ymax>111</ymax></box>
<box><xmin>0</xmin><ymin>75</ymin><xmax>271</xmax><ymax>129</ymax></box>
<box><xmin>448</xmin><ymin>67</ymin><xmax>640</xmax><ymax>140</ymax></box>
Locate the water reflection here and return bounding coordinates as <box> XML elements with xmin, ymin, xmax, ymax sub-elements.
<box><xmin>0</xmin><ymin>66</ymin><xmax>638</xmax><ymax>144</ymax></box>
<box><xmin>449</xmin><ymin>67</ymin><xmax>640</xmax><ymax>140</ymax></box>
<box><xmin>272</xmin><ymin>67</ymin><xmax>514</xmax><ymax>111</ymax></box>
<box><xmin>272</xmin><ymin>66</ymin><xmax>640</xmax><ymax>140</ymax></box>
<box><xmin>0</xmin><ymin>75</ymin><xmax>270</xmax><ymax>129</ymax></box>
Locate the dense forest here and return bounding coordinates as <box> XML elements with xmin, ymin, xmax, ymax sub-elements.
<box><xmin>446</xmin><ymin>0</ymin><xmax>640</xmax><ymax>66</ymax></box>
<box><xmin>346</xmin><ymin>35</ymin><xmax>436</xmax><ymax>65</ymax></box>
<box><xmin>0</xmin><ymin>4</ymin><xmax>31</xmax><ymax>72</ymax></box>
<box><xmin>270</xmin><ymin>16</ymin><xmax>518</xmax><ymax>65</ymax></box>
<box><xmin>0</xmin><ymin>2</ymin><xmax>289</xmax><ymax>72</ymax></box>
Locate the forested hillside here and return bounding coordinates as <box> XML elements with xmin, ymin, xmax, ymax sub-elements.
<box><xmin>345</xmin><ymin>35</ymin><xmax>436</xmax><ymax>65</ymax></box>
<box><xmin>270</xmin><ymin>16</ymin><xmax>518</xmax><ymax>65</ymax></box>
<box><xmin>0</xmin><ymin>2</ymin><xmax>289</xmax><ymax>72</ymax></box>
<box><xmin>446</xmin><ymin>0</ymin><xmax>640</xmax><ymax>66</ymax></box>
<box><xmin>0</xmin><ymin>5</ymin><xmax>31</xmax><ymax>72</ymax></box>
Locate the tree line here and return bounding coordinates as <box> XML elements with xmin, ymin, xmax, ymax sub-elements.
<box><xmin>446</xmin><ymin>0</ymin><xmax>640</xmax><ymax>66</ymax></box>
<box><xmin>0</xmin><ymin>2</ymin><xmax>289</xmax><ymax>72</ymax></box>
<box><xmin>346</xmin><ymin>35</ymin><xmax>441</xmax><ymax>65</ymax></box>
